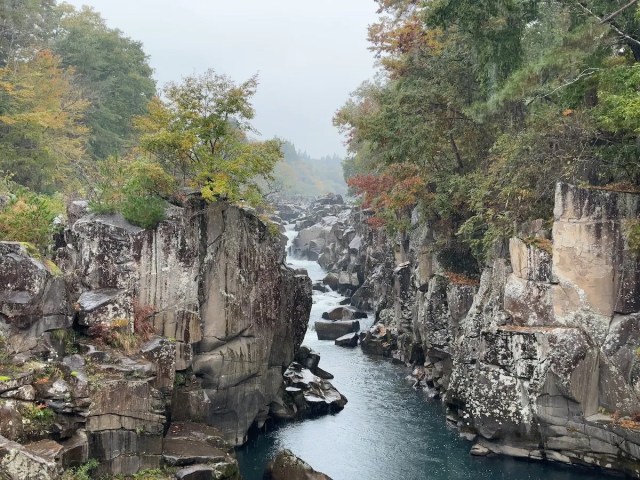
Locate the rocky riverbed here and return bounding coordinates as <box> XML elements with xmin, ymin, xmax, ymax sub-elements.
<box><xmin>260</xmin><ymin>187</ymin><xmax>640</xmax><ymax>478</ymax></box>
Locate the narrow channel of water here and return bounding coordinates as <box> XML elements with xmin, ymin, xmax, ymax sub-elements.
<box><xmin>236</xmin><ymin>227</ymin><xmax>605</xmax><ymax>480</ymax></box>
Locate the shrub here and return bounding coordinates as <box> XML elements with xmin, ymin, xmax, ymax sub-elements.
<box><xmin>61</xmin><ymin>459</ymin><xmax>99</xmax><ymax>480</ymax></box>
<box><xmin>0</xmin><ymin>176</ymin><xmax>64</xmax><ymax>250</ymax></box>
<box><xmin>134</xmin><ymin>303</ymin><xmax>156</xmax><ymax>342</ymax></box>
<box><xmin>121</xmin><ymin>195</ymin><xmax>167</xmax><ymax>229</ymax></box>
<box><xmin>20</xmin><ymin>402</ymin><xmax>56</xmax><ymax>437</ymax></box>
<box><xmin>89</xmin><ymin>157</ymin><xmax>176</xmax><ymax>229</ymax></box>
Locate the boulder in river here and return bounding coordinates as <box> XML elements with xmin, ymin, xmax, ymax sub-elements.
<box><xmin>283</xmin><ymin>362</ymin><xmax>347</xmax><ymax>417</ymax></box>
<box><xmin>322</xmin><ymin>273</ymin><xmax>339</xmax><ymax>291</ymax></box>
<box><xmin>264</xmin><ymin>449</ymin><xmax>332</xmax><ymax>480</ymax></box>
<box><xmin>314</xmin><ymin>320</ymin><xmax>360</xmax><ymax>340</ymax></box>
<box><xmin>359</xmin><ymin>324</ymin><xmax>396</xmax><ymax>357</ymax></box>
<box><xmin>321</xmin><ymin>306</ymin><xmax>367</xmax><ymax>321</ymax></box>
<box><xmin>312</xmin><ymin>282</ymin><xmax>329</xmax><ymax>293</ymax></box>
<box><xmin>335</xmin><ymin>333</ymin><xmax>359</xmax><ymax>348</ymax></box>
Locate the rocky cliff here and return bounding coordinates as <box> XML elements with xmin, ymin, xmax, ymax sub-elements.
<box><xmin>292</xmin><ymin>184</ymin><xmax>640</xmax><ymax>477</ymax></box>
<box><xmin>0</xmin><ymin>196</ymin><xmax>312</xmax><ymax>478</ymax></box>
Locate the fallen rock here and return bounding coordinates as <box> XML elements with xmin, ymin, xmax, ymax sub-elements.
<box><xmin>59</xmin><ymin>430</ymin><xmax>88</xmax><ymax>468</ymax></box>
<box><xmin>470</xmin><ymin>443</ymin><xmax>490</xmax><ymax>456</ymax></box>
<box><xmin>335</xmin><ymin>333</ymin><xmax>358</xmax><ymax>348</ymax></box>
<box><xmin>264</xmin><ymin>449</ymin><xmax>332</xmax><ymax>480</ymax></box>
<box><xmin>162</xmin><ymin>422</ymin><xmax>235</xmax><ymax>468</ymax></box>
<box><xmin>76</xmin><ymin>288</ymin><xmax>132</xmax><ymax>328</ymax></box>
<box><xmin>321</xmin><ymin>306</ymin><xmax>367</xmax><ymax>321</ymax></box>
<box><xmin>322</xmin><ymin>273</ymin><xmax>339</xmax><ymax>290</ymax></box>
<box><xmin>359</xmin><ymin>324</ymin><xmax>396</xmax><ymax>357</ymax></box>
<box><xmin>0</xmin><ymin>434</ymin><xmax>61</xmax><ymax>480</ymax></box>
<box><xmin>312</xmin><ymin>282</ymin><xmax>328</xmax><ymax>293</ymax></box>
<box><xmin>283</xmin><ymin>363</ymin><xmax>347</xmax><ymax>416</ymax></box>
<box><xmin>314</xmin><ymin>320</ymin><xmax>360</xmax><ymax>341</ymax></box>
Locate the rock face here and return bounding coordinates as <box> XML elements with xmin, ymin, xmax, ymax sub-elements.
<box><xmin>299</xmin><ymin>183</ymin><xmax>640</xmax><ymax>477</ymax></box>
<box><xmin>0</xmin><ymin>196</ymin><xmax>313</xmax><ymax>477</ymax></box>
<box><xmin>264</xmin><ymin>449</ymin><xmax>333</xmax><ymax>480</ymax></box>
<box><xmin>0</xmin><ymin>435</ymin><xmax>61</xmax><ymax>480</ymax></box>
<box><xmin>0</xmin><ymin>242</ymin><xmax>70</xmax><ymax>353</ymax></box>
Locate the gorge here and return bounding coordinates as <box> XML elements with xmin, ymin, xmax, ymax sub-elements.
<box><xmin>2</xmin><ymin>183</ymin><xmax>640</xmax><ymax>479</ymax></box>
<box><xmin>255</xmin><ymin>185</ymin><xmax>640</xmax><ymax>479</ymax></box>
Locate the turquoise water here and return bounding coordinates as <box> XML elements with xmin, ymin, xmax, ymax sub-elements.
<box><xmin>236</xmin><ymin>230</ymin><xmax>606</xmax><ymax>480</ymax></box>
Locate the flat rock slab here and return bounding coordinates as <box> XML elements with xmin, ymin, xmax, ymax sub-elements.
<box><xmin>0</xmin><ymin>434</ymin><xmax>60</xmax><ymax>480</ymax></box>
<box><xmin>24</xmin><ymin>440</ymin><xmax>64</xmax><ymax>462</ymax></box>
<box><xmin>335</xmin><ymin>333</ymin><xmax>359</xmax><ymax>348</ymax></box>
<box><xmin>315</xmin><ymin>320</ymin><xmax>360</xmax><ymax>341</ymax></box>
<box><xmin>175</xmin><ymin>465</ymin><xmax>216</xmax><ymax>480</ymax></box>
<box><xmin>321</xmin><ymin>306</ymin><xmax>367</xmax><ymax>321</ymax></box>
<box><xmin>162</xmin><ymin>439</ymin><xmax>228</xmax><ymax>467</ymax></box>
<box><xmin>163</xmin><ymin>422</ymin><xmax>234</xmax><ymax>467</ymax></box>
<box><xmin>77</xmin><ymin>289</ymin><xmax>124</xmax><ymax>312</ymax></box>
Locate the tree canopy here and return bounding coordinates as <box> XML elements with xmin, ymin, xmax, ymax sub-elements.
<box><xmin>337</xmin><ymin>0</ymin><xmax>640</xmax><ymax>266</ymax></box>
<box><xmin>136</xmin><ymin>69</ymin><xmax>282</xmax><ymax>206</ymax></box>
<box><xmin>53</xmin><ymin>6</ymin><xmax>156</xmax><ymax>160</ymax></box>
<box><xmin>0</xmin><ymin>1</ymin><xmax>283</xmax><ymax>244</ymax></box>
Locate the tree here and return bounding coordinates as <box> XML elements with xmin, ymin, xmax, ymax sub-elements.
<box><xmin>0</xmin><ymin>50</ymin><xmax>89</xmax><ymax>192</ymax></box>
<box><xmin>337</xmin><ymin>0</ymin><xmax>640</xmax><ymax>265</ymax></box>
<box><xmin>53</xmin><ymin>6</ymin><xmax>156</xmax><ymax>159</ymax></box>
<box><xmin>0</xmin><ymin>0</ymin><xmax>57</xmax><ymax>67</ymax></box>
<box><xmin>136</xmin><ymin>69</ymin><xmax>282</xmax><ymax>205</ymax></box>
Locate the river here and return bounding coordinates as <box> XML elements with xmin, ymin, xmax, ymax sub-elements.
<box><xmin>236</xmin><ymin>227</ymin><xmax>605</xmax><ymax>480</ymax></box>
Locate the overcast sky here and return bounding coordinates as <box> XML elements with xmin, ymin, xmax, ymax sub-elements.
<box><xmin>63</xmin><ymin>0</ymin><xmax>378</xmax><ymax>158</ymax></box>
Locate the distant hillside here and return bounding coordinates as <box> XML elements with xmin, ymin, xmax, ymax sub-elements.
<box><xmin>273</xmin><ymin>141</ymin><xmax>347</xmax><ymax>196</ymax></box>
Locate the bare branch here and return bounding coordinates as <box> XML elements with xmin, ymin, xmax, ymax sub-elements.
<box><xmin>526</xmin><ymin>68</ymin><xmax>601</xmax><ymax>106</ymax></box>
<box><xmin>600</xmin><ymin>0</ymin><xmax>639</xmax><ymax>24</ymax></box>
<box><xmin>574</xmin><ymin>0</ymin><xmax>640</xmax><ymax>48</ymax></box>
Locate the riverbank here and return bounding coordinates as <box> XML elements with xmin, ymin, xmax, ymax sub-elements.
<box><xmin>237</xmin><ymin>224</ymin><xmax>606</xmax><ymax>480</ymax></box>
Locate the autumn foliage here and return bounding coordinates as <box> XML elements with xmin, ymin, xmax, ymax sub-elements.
<box><xmin>348</xmin><ymin>163</ymin><xmax>426</xmax><ymax>231</ymax></box>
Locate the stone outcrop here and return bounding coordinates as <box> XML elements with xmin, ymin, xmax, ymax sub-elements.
<box><xmin>296</xmin><ymin>183</ymin><xmax>640</xmax><ymax>477</ymax></box>
<box><xmin>0</xmin><ymin>435</ymin><xmax>61</xmax><ymax>480</ymax></box>
<box><xmin>0</xmin><ymin>195</ymin><xmax>313</xmax><ymax>477</ymax></box>
<box><xmin>264</xmin><ymin>449</ymin><xmax>333</xmax><ymax>480</ymax></box>
<box><xmin>314</xmin><ymin>320</ymin><xmax>360</xmax><ymax>341</ymax></box>
<box><xmin>0</xmin><ymin>242</ymin><xmax>70</xmax><ymax>354</ymax></box>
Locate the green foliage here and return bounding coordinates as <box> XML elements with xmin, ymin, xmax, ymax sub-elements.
<box><xmin>272</xmin><ymin>141</ymin><xmax>347</xmax><ymax>196</ymax></box>
<box><xmin>0</xmin><ymin>0</ymin><xmax>58</xmax><ymax>67</ymax></box>
<box><xmin>89</xmin><ymin>157</ymin><xmax>175</xmax><ymax>229</ymax></box>
<box><xmin>51</xmin><ymin>328</ymin><xmax>77</xmax><ymax>355</ymax></box>
<box><xmin>0</xmin><ymin>333</ymin><xmax>8</xmax><ymax>367</ymax></box>
<box><xmin>136</xmin><ymin>69</ymin><xmax>282</xmax><ymax>206</ymax></box>
<box><xmin>625</xmin><ymin>219</ymin><xmax>640</xmax><ymax>256</ymax></box>
<box><xmin>53</xmin><ymin>6</ymin><xmax>156</xmax><ymax>159</ymax></box>
<box><xmin>0</xmin><ymin>176</ymin><xmax>64</xmax><ymax>250</ymax></box>
<box><xmin>111</xmin><ymin>468</ymin><xmax>175</xmax><ymax>480</ymax></box>
<box><xmin>61</xmin><ymin>459</ymin><xmax>99</xmax><ymax>480</ymax></box>
<box><xmin>20</xmin><ymin>402</ymin><xmax>55</xmax><ymax>437</ymax></box>
<box><xmin>0</xmin><ymin>50</ymin><xmax>89</xmax><ymax>193</ymax></box>
<box><xmin>340</xmin><ymin>0</ymin><xmax>640</xmax><ymax>264</ymax></box>
<box><xmin>120</xmin><ymin>196</ymin><xmax>167</xmax><ymax>230</ymax></box>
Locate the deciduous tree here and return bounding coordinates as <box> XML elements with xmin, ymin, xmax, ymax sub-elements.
<box><xmin>136</xmin><ymin>69</ymin><xmax>282</xmax><ymax>206</ymax></box>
